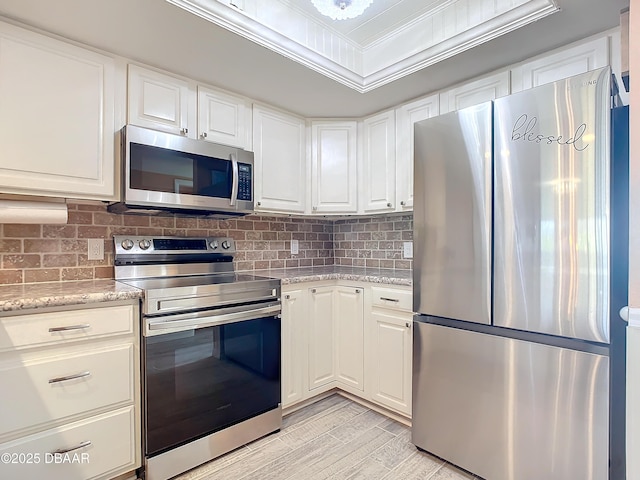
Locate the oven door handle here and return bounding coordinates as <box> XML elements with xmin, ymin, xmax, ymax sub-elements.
<box><xmin>146</xmin><ymin>303</ymin><xmax>281</xmax><ymax>335</ymax></box>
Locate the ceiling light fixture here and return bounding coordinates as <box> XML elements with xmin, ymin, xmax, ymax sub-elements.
<box><xmin>311</xmin><ymin>0</ymin><xmax>374</xmax><ymax>20</ymax></box>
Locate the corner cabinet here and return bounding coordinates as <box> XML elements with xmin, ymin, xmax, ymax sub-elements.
<box><xmin>281</xmin><ymin>281</ymin><xmax>410</xmax><ymax>418</ymax></box>
<box><xmin>253</xmin><ymin>105</ymin><xmax>306</xmax><ymax>213</ymax></box>
<box><xmin>360</xmin><ymin>110</ymin><xmax>396</xmax><ymax>214</ymax></box>
<box><xmin>0</xmin><ymin>21</ymin><xmax>116</xmax><ymax>200</ymax></box>
<box><xmin>310</xmin><ymin>121</ymin><xmax>358</xmax><ymax>214</ymax></box>
<box><xmin>395</xmin><ymin>94</ymin><xmax>439</xmax><ymax>211</ymax></box>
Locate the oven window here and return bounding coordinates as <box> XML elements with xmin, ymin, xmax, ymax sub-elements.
<box><xmin>129</xmin><ymin>143</ymin><xmax>232</xmax><ymax>199</ymax></box>
<box><xmin>144</xmin><ymin>316</ymin><xmax>280</xmax><ymax>457</ymax></box>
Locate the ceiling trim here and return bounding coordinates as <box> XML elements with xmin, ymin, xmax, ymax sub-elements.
<box><xmin>167</xmin><ymin>0</ymin><xmax>559</xmax><ymax>93</ymax></box>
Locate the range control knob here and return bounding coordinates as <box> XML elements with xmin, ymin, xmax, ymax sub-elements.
<box><xmin>121</xmin><ymin>239</ymin><xmax>134</xmax><ymax>250</ymax></box>
<box><xmin>139</xmin><ymin>239</ymin><xmax>151</xmax><ymax>250</ymax></box>
<box><xmin>221</xmin><ymin>240</ymin><xmax>231</xmax><ymax>250</ymax></box>
<box><xmin>209</xmin><ymin>240</ymin><xmax>219</xmax><ymax>250</ymax></box>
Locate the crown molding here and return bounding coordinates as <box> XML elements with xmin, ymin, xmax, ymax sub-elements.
<box><xmin>167</xmin><ymin>0</ymin><xmax>559</xmax><ymax>93</ymax></box>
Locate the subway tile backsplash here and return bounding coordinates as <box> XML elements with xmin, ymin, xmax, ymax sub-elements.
<box><xmin>0</xmin><ymin>203</ymin><xmax>412</xmax><ymax>284</ymax></box>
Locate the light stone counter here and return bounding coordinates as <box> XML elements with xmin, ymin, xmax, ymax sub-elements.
<box><xmin>0</xmin><ymin>280</ymin><xmax>143</xmax><ymax>313</ymax></box>
<box><xmin>253</xmin><ymin>265</ymin><xmax>412</xmax><ymax>286</ymax></box>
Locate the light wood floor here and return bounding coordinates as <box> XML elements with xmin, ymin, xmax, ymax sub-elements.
<box><xmin>176</xmin><ymin>394</ymin><xmax>480</xmax><ymax>480</ymax></box>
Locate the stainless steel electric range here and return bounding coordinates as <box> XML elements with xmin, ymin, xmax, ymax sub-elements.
<box><xmin>114</xmin><ymin>235</ymin><xmax>282</xmax><ymax>480</ymax></box>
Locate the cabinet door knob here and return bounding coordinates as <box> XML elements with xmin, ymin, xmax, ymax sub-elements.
<box><xmin>387</xmin><ymin>202</ymin><xmax>392</xmax><ymax>208</ymax></box>
<box><xmin>400</xmin><ymin>201</ymin><xmax>406</xmax><ymax>206</ymax></box>
<box><xmin>311</xmin><ymin>288</ymin><xmax>317</xmax><ymax>293</ymax></box>
<box><xmin>285</xmin><ymin>294</ymin><xmax>290</xmax><ymax>300</ymax></box>
<box><xmin>257</xmin><ymin>201</ymin><xmax>262</xmax><ymax>206</ymax></box>
<box><xmin>406</xmin><ymin>322</ymin><xmax>411</xmax><ymax>328</ymax></box>
<box><xmin>201</xmin><ymin>132</ymin><xmax>207</xmax><ymax>138</ymax></box>
<box><xmin>180</xmin><ymin>127</ymin><xmax>188</xmax><ymax>135</ymax></box>
<box><xmin>355</xmin><ymin>289</ymin><xmax>361</xmax><ymax>293</ymax></box>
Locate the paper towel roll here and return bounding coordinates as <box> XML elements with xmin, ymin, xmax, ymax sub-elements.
<box><xmin>0</xmin><ymin>200</ymin><xmax>68</xmax><ymax>224</ymax></box>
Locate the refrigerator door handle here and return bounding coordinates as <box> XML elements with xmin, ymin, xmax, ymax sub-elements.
<box><xmin>619</xmin><ymin>306</ymin><xmax>629</xmax><ymax>323</ymax></box>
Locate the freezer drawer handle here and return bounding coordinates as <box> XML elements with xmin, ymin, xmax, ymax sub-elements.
<box><xmin>51</xmin><ymin>440</ymin><xmax>92</xmax><ymax>455</ymax></box>
<box><xmin>49</xmin><ymin>324</ymin><xmax>90</xmax><ymax>332</ymax></box>
<box><xmin>48</xmin><ymin>371</ymin><xmax>91</xmax><ymax>384</ymax></box>
<box><xmin>380</xmin><ymin>297</ymin><xmax>399</xmax><ymax>303</ymax></box>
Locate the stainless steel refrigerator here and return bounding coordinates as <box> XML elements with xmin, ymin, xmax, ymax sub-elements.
<box><xmin>412</xmin><ymin>67</ymin><xmax>628</xmax><ymax>480</ymax></box>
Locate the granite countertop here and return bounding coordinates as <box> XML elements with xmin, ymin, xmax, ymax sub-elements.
<box><xmin>254</xmin><ymin>265</ymin><xmax>412</xmax><ymax>286</ymax></box>
<box><xmin>0</xmin><ymin>280</ymin><xmax>143</xmax><ymax>313</ymax></box>
<box><xmin>0</xmin><ymin>266</ymin><xmax>410</xmax><ymax>313</ymax></box>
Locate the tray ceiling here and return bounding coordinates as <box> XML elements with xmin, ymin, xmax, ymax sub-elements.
<box><xmin>168</xmin><ymin>0</ymin><xmax>559</xmax><ymax>92</ymax></box>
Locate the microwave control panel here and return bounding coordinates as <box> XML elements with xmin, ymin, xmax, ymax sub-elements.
<box><xmin>238</xmin><ymin>163</ymin><xmax>252</xmax><ymax>201</ymax></box>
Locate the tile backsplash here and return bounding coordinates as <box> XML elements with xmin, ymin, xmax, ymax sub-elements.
<box><xmin>0</xmin><ymin>203</ymin><xmax>412</xmax><ymax>284</ymax></box>
<box><xmin>334</xmin><ymin>214</ymin><xmax>413</xmax><ymax>270</ymax></box>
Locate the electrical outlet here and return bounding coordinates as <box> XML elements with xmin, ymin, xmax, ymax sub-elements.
<box><xmin>291</xmin><ymin>239</ymin><xmax>299</xmax><ymax>255</ymax></box>
<box><xmin>87</xmin><ymin>239</ymin><xmax>104</xmax><ymax>261</ymax></box>
<box><xmin>403</xmin><ymin>241</ymin><xmax>413</xmax><ymax>259</ymax></box>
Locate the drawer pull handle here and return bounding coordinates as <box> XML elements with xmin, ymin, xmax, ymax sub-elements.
<box><xmin>49</xmin><ymin>324</ymin><xmax>90</xmax><ymax>333</ymax></box>
<box><xmin>51</xmin><ymin>440</ymin><xmax>92</xmax><ymax>455</ymax></box>
<box><xmin>49</xmin><ymin>371</ymin><xmax>91</xmax><ymax>384</ymax></box>
<box><xmin>380</xmin><ymin>297</ymin><xmax>400</xmax><ymax>303</ymax></box>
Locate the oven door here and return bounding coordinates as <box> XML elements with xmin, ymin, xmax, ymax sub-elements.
<box><xmin>143</xmin><ymin>304</ymin><xmax>281</xmax><ymax>457</ymax></box>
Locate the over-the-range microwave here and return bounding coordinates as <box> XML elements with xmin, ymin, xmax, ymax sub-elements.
<box><xmin>109</xmin><ymin>125</ymin><xmax>254</xmax><ymax>217</ymax></box>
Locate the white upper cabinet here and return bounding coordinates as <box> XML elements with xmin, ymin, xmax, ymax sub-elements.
<box><xmin>128</xmin><ymin>64</ymin><xmax>251</xmax><ymax>149</ymax></box>
<box><xmin>360</xmin><ymin>110</ymin><xmax>396</xmax><ymax>214</ymax></box>
<box><xmin>253</xmin><ymin>105</ymin><xmax>306</xmax><ymax>213</ymax></box>
<box><xmin>0</xmin><ymin>21</ymin><xmax>116</xmax><ymax>200</ymax></box>
<box><xmin>127</xmin><ymin>64</ymin><xmax>193</xmax><ymax>137</ymax></box>
<box><xmin>395</xmin><ymin>94</ymin><xmax>439</xmax><ymax>211</ymax></box>
<box><xmin>439</xmin><ymin>70</ymin><xmax>510</xmax><ymax>114</ymax></box>
<box><xmin>311</xmin><ymin>121</ymin><xmax>358</xmax><ymax>214</ymax></box>
<box><xmin>510</xmin><ymin>36</ymin><xmax>610</xmax><ymax>93</ymax></box>
<box><xmin>198</xmin><ymin>85</ymin><xmax>252</xmax><ymax>149</ymax></box>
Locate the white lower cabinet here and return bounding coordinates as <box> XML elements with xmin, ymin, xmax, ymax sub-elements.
<box><xmin>0</xmin><ymin>302</ymin><xmax>141</xmax><ymax>480</ymax></box>
<box><xmin>281</xmin><ymin>282</ymin><xmax>411</xmax><ymax>417</ymax></box>
<box><xmin>281</xmin><ymin>289</ymin><xmax>306</xmax><ymax>407</ymax></box>
<box><xmin>307</xmin><ymin>286</ymin><xmax>337</xmax><ymax>390</ymax></box>
<box><xmin>0</xmin><ymin>407</ymin><xmax>136</xmax><ymax>480</ymax></box>
<box><xmin>334</xmin><ymin>286</ymin><xmax>364</xmax><ymax>391</ymax></box>
<box><xmin>368</xmin><ymin>307</ymin><xmax>412</xmax><ymax>416</ymax></box>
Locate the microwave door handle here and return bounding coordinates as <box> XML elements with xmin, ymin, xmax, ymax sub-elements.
<box><xmin>230</xmin><ymin>153</ymin><xmax>239</xmax><ymax>206</ymax></box>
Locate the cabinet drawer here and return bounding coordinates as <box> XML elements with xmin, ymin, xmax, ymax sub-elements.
<box><xmin>0</xmin><ymin>406</ymin><xmax>136</xmax><ymax>480</ymax></box>
<box><xmin>371</xmin><ymin>286</ymin><xmax>412</xmax><ymax>312</ymax></box>
<box><xmin>1</xmin><ymin>344</ymin><xmax>134</xmax><ymax>439</ymax></box>
<box><xmin>0</xmin><ymin>305</ymin><xmax>134</xmax><ymax>352</ymax></box>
